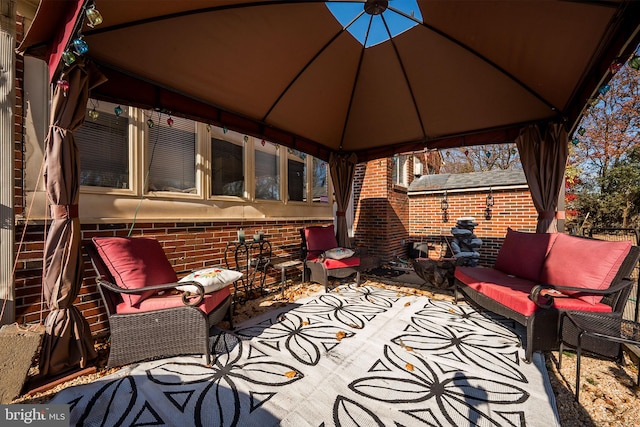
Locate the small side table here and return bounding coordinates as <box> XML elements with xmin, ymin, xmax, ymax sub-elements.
<box><xmin>559</xmin><ymin>311</ymin><xmax>640</xmax><ymax>400</ymax></box>
<box><xmin>224</xmin><ymin>239</ymin><xmax>272</xmax><ymax>304</ymax></box>
<box><xmin>269</xmin><ymin>258</ymin><xmax>304</xmax><ymax>298</ymax></box>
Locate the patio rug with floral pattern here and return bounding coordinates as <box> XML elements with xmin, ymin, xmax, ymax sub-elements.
<box><xmin>50</xmin><ymin>284</ymin><xmax>560</xmax><ymax>426</ymax></box>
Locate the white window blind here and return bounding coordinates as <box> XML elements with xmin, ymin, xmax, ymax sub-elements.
<box><xmin>147</xmin><ymin>116</ymin><xmax>196</xmax><ymax>193</ymax></box>
<box><xmin>76</xmin><ymin>101</ymin><xmax>129</xmax><ymax>188</ymax></box>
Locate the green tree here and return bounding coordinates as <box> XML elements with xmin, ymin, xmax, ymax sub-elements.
<box><xmin>568</xmin><ymin>50</ymin><xmax>640</xmax><ymax>229</ymax></box>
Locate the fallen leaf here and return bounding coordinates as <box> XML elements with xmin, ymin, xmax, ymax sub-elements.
<box><xmin>406</xmin><ymin>363</ymin><xmax>414</xmax><ymax>371</ymax></box>
<box><xmin>302</xmin><ymin>321</ymin><xmax>309</xmax><ymax>326</ymax></box>
<box><xmin>336</xmin><ymin>331</ymin><xmax>347</xmax><ymax>341</ymax></box>
<box><xmin>284</xmin><ymin>371</ymin><xmax>297</xmax><ymax>378</ymax></box>
<box><xmin>404</xmin><ymin>302</ymin><xmax>411</xmax><ymax>307</ymax></box>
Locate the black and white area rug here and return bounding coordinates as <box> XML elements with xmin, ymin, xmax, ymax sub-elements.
<box><xmin>50</xmin><ymin>285</ymin><xmax>560</xmax><ymax>426</ymax></box>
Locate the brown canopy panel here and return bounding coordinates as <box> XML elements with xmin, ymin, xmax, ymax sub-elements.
<box><xmin>19</xmin><ymin>0</ymin><xmax>640</xmax><ymax>161</ymax></box>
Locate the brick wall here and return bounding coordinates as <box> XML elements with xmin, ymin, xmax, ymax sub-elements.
<box><xmin>14</xmin><ymin>15</ymin><xmax>24</xmax><ymax>216</ymax></box>
<box><xmin>353</xmin><ymin>158</ymin><xmax>414</xmax><ymax>261</ymax></box>
<box><xmin>408</xmin><ymin>188</ymin><xmax>538</xmax><ymax>265</ymax></box>
<box><xmin>13</xmin><ymin>219</ymin><xmax>330</xmax><ymax>336</ymax></box>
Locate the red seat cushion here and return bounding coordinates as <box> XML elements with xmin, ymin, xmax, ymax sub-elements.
<box><xmin>493</xmin><ymin>229</ymin><xmax>558</xmax><ymax>282</ymax></box>
<box><xmin>323</xmin><ymin>257</ymin><xmax>360</xmax><ymax>269</ymax></box>
<box><xmin>115</xmin><ymin>286</ymin><xmax>230</xmax><ymax>315</ymax></box>
<box><xmin>93</xmin><ymin>237</ymin><xmax>178</xmax><ymax>307</ymax></box>
<box><xmin>540</xmin><ymin>234</ymin><xmax>632</xmax><ymax>305</ymax></box>
<box><xmin>307</xmin><ymin>253</ymin><xmax>360</xmax><ymax>269</ymax></box>
<box><xmin>455</xmin><ymin>267</ymin><xmax>612</xmax><ymax>316</ymax></box>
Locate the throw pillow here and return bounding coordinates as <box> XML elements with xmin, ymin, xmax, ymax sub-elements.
<box><xmin>305</xmin><ymin>225</ymin><xmax>339</xmax><ymax>252</ymax></box>
<box><xmin>324</xmin><ymin>247</ymin><xmax>355</xmax><ymax>260</ymax></box>
<box><xmin>177</xmin><ymin>267</ymin><xmax>243</xmax><ymax>294</ymax></box>
<box><xmin>494</xmin><ymin>228</ymin><xmax>558</xmax><ymax>282</ymax></box>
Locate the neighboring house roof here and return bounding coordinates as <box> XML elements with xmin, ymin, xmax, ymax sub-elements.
<box><xmin>408</xmin><ymin>169</ymin><xmax>528</xmax><ymax>193</ymax></box>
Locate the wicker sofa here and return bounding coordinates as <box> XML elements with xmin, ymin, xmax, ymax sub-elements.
<box><xmin>454</xmin><ymin>229</ymin><xmax>640</xmax><ymax>362</ymax></box>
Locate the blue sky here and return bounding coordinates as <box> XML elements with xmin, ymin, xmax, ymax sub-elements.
<box><xmin>326</xmin><ymin>0</ymin><xmax>423</xmax><ymax>47</ymax></box>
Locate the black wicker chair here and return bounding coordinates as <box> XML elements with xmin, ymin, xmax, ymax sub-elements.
<box><xmin>85</xmin><ymin>239</ymin><xmax>233</xmax><ymax>368</ymax></box>
<box><xmin>300</xmin><ymin>225</ymin><xmax>360</xmax><ymax>292</ymax></box>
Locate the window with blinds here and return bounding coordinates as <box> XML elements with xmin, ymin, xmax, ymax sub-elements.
<box><xmin>211</xmin><ymin>138</ymin><xmax>244</xmax><ymax>196</ymax></box>
<box><xmin>147</xmin><ymin>116</ymin><xmax>196</xmax><ymax>193</ymax></box>
<box><xmin>312</xmin><ymin>157</ymin><xmax>328</xmax><ymax>203</ymax></box>
<box><xmin>288</xmin><ymin>149</ymin><xmax>306</xmax><ymax>202</ymax></box>
<box><xmin>76</xmin><ymin>101</ymin><xmax>129</xmax><ymax>188</ymax></box>
<box><xmin>255</xmin><ymin>142</ymin><xmax>280</xmax><ymax>200</ymax></box>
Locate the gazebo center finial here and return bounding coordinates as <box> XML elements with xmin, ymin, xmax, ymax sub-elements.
<box><xmin>364</xmin><ymin>0</ymin><xmax>388</xmax><ymax>15</ymax></box>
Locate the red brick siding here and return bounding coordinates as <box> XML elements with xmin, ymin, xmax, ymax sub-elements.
<box><xmin>408</xmin><ymin>189</ymin><xmax>538</xmax><ymax>265</ymax></box>
<box><xmin>353</xmin><ymin>158</ymin><xmax>415</xmax><ymax>261</ymax></box>
<box><xmin>14</xmin><ymin>15</ymin><xmax>24</xmax><ymax>216</ymax></box>
<box><xmin>13</xmin><ymin>220</ymin><xmax>329</xmax><ymax>335</ymax></box>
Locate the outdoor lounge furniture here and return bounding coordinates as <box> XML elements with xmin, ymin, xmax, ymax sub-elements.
<box><xmin>454</xmin><ymin>229</ymin><xmax>640</xmax><ymax>362</ymax></box>
<box><xmin>86</xmin><ymin>237</ymin><xmax>233</xmax><ymax>368</ymax></box>
<box><xmin>300</xmin><ymin>225</ymin><xmax>360</xmax><ymax>292</ymax></box>
<box><xmin>558</xmin><ymin>311</ymin><xmax>640</xmax><ymax>400</ymax></box>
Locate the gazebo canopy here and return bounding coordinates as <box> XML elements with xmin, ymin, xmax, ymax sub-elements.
<box><xmin>19</xmin><ymin>0</ymin><xmax>640</xmax><ymax>161</ymax></box>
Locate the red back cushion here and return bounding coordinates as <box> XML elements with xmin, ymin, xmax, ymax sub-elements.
<box><xmin>494</xmin><ymin>229</ymin><xmax>558</xmax><ymax>282</ymax></box>
<box><xmin>540</xmin><ymin>233</ymin><xmax>632</xmax><ymax>304</ymax></box>
<box><xmin>92</xmin><ymin>237</ymin><xmax>178</xmax><ymax>307</ymax></box>
<box><xmin>304</xmin><ymin>226</ymin><xmax>339</xmax><ymax>252</ymax></box>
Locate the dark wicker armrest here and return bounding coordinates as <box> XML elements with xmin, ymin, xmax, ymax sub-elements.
<box><xmin>96</xmin><ymin>276</ymin><xmax>205</xmax><ymax>306</ymax></box>
<box><xmin>530</xmin><ymin>278</ymin><xmax>633</xmax><ymax>309</ymax></box>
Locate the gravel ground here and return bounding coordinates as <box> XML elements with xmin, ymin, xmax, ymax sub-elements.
<box><xmin>12</xmin><ymin>277</ymin><xmax>640</xmax><ymax>426</ymax></box>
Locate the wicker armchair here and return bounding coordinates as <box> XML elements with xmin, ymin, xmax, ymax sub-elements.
<box><xmin>86</xmin><ymin>238</ymin><xmax>233</xmax><ymax>368</ymax></box>
<box><xmin>300</xmin><ymin>225</ymin><xmax>360</xmax><ymax>292</ymax></box>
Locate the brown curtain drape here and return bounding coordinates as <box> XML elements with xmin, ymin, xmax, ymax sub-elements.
<box><xmin>39</xmin><ymin>60</ymin><xmax>106</xmax><ymax>376</ymax></box>
<box><xmin>329</xmin><ymin>152</ymin><xmax>358</xmax><ymax>248</ymax></box>
<box><xmin>515</xmin><ymin>122</ymin><xmax>568</xmax><ymax>233</ymax></box>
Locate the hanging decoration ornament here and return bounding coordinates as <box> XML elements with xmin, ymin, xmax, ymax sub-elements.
<box><xmin>72</xmin><ymin>36</ymin><xmax>89</xmax><ymax>55</ymax></box>
<box><xmin>629</xmin><ymin>55</ymin><xmax>640</xmax><ymax>70</ymax></box>
<box><xmin>261</xmin><ymin>139</ymin><xmax>266</xmax><ymax>146</ymax></box>
<box><xmin>572</xmin><ymin>137</ymin><xmax>580</xmax><ymax>146</ymax></box>
<box><xmin>206</xmin><ymin>124</ymin><xmax>211</xmax><ymax>132</ymax></box>
<box><xmin>464</xmin><ymin>149</ymin><xmax>469</xmax><ymax>156</ymax></box>
<box><xmin>114</xmin><ymin>105</ymin><xmax>123</xmax><ymax>117</ymax></box>
<box><xmin>577</xmin><ymin>127</ymin><xmax>586</xmax><ymax>136</ymax></box>
<box><xmin>588</xmin><ymin>98</ymin><xmax>598</xmax><ymax>107</ymax></box>
<box><xmin>167</xmin><ymin>116</ymin><xmax>174</xmax><ymax>127</ymax></box>
<box><xmin>243</xmin><ymin>135</ymin><xmax>249</xmax><ymax>143</ymax></box>
<box><xmin>88</xmin><ymin>108</ymin><xmax>99</xmax><ymax>120</ymax></box>
<box><xmin>146</xmin><ymin>118</ymin><xmax>154</xmax><ymax>128</ymax></box>
<box><xmin>223</xmin><ymin>126</ymin><xmax>228</xmax><ymax>134</ymax></box>
<box><xmin>511</xmin><ymin>148</ymin><xmax>517</xmax><ymax>155</ymax></box>
<box><xmin>85</xmin><ymin>3</ymin><xmax>103</xmax><ymax>28</ymax></box>
<box><xmin>485</xmin><ymin>151</ymin><xmax>491</xmax><ymax>158</ymax></box>
<box><xmin>57</xmin><ymin>79</ymin><xmax>69</xmax><ymax>97</ymax></box>
<box><xmin>61</xmin><ymin>50</ymin><xmax>76</xmax><ymax>66</ymax></box>
<box><xmin>609</xmin><ymin>58</ymin><xmax>624</xmax><ymax>74</ymax></box>
<box><xmin>598</xmin><ymin>84</ymin><xmax>611</xmax><ymax>95</ymax></box>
